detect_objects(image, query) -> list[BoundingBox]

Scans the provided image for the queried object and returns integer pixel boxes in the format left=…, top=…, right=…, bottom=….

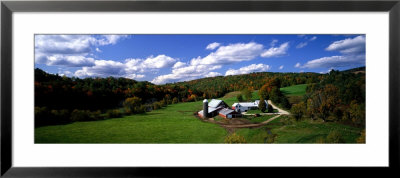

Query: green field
left=35, top=88, right=362, bottom=143
left=35, top=101, right=227, bottom=143
left=280, top=84, right=308, bottom=96
left=280, top=84, right=308, bottom=105
left=236, top=115, right=362, bottom=143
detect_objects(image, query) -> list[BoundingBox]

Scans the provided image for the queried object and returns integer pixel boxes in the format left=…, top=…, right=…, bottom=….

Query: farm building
left=198, top=106, right=223, bottom=118
left=198, top=99, right=228, bottom=118
left=218, top=108, right=241, bottom=119
left=198, top=99, right=241, bottom=119
left=232, top=100, right=268, bottom=113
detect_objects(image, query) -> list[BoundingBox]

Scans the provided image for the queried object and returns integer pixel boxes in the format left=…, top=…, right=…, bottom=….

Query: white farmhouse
left=232, top=100, right=268, bottom=113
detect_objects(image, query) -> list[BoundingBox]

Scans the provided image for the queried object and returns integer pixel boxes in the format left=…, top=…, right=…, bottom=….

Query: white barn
left=232, top=100, right=268, bottom=113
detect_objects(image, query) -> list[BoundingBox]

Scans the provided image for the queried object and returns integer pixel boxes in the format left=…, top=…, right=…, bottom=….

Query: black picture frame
left=1, top=0, right=399, bottom=177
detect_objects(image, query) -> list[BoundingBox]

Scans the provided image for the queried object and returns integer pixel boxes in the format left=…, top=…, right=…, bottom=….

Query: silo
left=203, top=99, right=208, bottom=118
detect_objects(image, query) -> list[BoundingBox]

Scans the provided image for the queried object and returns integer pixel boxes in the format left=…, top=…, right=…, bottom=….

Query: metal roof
left=219, top=108, right=234, bottom=115
left=237, top=102, right=257, bottom=107
left=199, top=106, right=222, bottom=114
left=208, top=106, right=222, bottom=113
left=208, top=99, right=223, bottom=108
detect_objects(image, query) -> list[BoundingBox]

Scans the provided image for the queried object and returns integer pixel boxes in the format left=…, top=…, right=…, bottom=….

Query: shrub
left=326, top=130, right=344, bottom=143
left=172, top=97, right=179, bottom=104
left=237, top=94, right=244, bottom=102
left=152, top=102, right=162, bottom=110
left=35, top=107, right=51, bottom=127
left=267, top=104, right=274, bottom=113
left=160, top=99, right=167, bottom=107
left=225, top=133, right=246, bottom=144
left=357, top=129, right=366, bottom=143
left=89, top=110, right=103, bottom=120
left=316, top=137, right=326, bottom=143
left=291, top=102, right=305, bottom=121
left=264, top=134, right=277, bottom=143
left=123, top=96, right=143, bottom=114
left=106, top=109, right=122, bottom=119
left=51, top=109, right=71, bottom=123
left=71, top=109, right=89, bottom=122
left=280, top=97, right=291, bottom=109
left=258, top=98, right=267, bottom=113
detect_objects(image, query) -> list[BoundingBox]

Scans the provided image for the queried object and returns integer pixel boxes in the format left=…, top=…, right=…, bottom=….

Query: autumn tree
left=259, top=84, right=270, bottom=100
left=172, top=97, right=179, bottom=104
left=237, top=94, right=244, bottom=102
left=267, top=104, right=274, bottom=113
left=357, top=129, right=366, bottom=143
left=349, top=100, right=365, bottom=127
left=291, top=102, right=306, bottom=121
left=123, top=96, right=143, bottom=114
left=258, top=97, right=266, bottom=113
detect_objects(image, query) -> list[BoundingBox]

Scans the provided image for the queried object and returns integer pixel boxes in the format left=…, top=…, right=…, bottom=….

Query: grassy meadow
left=237, top=115, right=362, bottom=143
left=35, top=84, right=363, bottom=143
left=280, top=84, right=308, bottom=105
left=35, top=100, right=227, bottom=143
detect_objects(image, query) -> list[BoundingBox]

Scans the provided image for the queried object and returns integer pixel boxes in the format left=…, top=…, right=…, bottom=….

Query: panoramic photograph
left=34, top=34, right=366, bottom=143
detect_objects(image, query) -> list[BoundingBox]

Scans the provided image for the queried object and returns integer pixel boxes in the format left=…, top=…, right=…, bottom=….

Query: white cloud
left=296, top=42, right=308, bottom=49
left=95, top=48, right=102, bottom=52
left=35, top=35, right=94, bottom=55
left=151, top=64, right=222, bottom=84
left=225, top=64, right=271, bottom=76
left=141, top=55, right=177, bottom=69
left=191, top=42, right=264, bottom=66
left=125, top=74, right=145, bottom=79
left=260, top=42, right=289, bottom=58
left=270, top=39, right=278, bottom=47
left=279, top=65, right=284, bottom=70
left=38, top=55, right=96, bottom=67
left=297, top=55, right=365, bottom=69
left=320, top=68, right=335, bottom=74
left=295, top=62, right=301, bottom=68
left=296, top=36, right=317, bottom=49
left=75, top=60, right=126, bottom=78
left=205, top=72, right=222, bottom=77
left=206, top=42, right=221, bottom=50
left=297, top=35, right=366, bottom=70
left=125, top=58, right=145, bottom=73
left=35, top=35, right=129, bottom=67
left=59, top=70, right=73, bottom=77
left=151, top=42, right=265, bottom=84
left=96, top=35, right=129, bottom=45
left=74, top=59, right=146, bottom=80
left=325, top=35, right=365, bottom=54
left=74, top=54, right=177, bottom=80
left=172, top=61, right=187, bottom=69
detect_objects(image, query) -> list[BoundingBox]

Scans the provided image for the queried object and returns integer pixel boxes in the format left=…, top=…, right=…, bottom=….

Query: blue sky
left=35, top=34, right=366, bottom=84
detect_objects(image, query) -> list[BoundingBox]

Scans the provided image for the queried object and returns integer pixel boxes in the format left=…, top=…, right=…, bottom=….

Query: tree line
left=290, top=69, right=366, bottom=128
